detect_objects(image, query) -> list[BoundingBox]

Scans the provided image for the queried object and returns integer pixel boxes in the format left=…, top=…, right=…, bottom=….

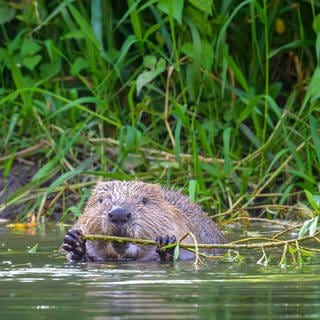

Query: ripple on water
left=1, top=226, right=320, bottom=319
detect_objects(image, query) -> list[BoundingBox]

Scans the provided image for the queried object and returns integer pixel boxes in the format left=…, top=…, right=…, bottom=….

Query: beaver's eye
left=141, top=197, right=148, bottom=205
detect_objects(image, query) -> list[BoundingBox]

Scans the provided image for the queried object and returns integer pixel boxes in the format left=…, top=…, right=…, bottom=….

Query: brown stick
left=0, top=140, right=49, bottom=162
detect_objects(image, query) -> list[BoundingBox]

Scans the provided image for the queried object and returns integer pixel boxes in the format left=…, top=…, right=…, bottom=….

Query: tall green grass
left=0, top=0, right=319, bottom=221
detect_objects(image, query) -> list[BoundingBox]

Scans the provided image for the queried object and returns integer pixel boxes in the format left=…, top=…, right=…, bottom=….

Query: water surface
left=1, top=225, right=320, bottom=320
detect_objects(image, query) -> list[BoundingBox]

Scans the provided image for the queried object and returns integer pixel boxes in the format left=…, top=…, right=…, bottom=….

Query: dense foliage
left=0, top=0, right=319, bottom=221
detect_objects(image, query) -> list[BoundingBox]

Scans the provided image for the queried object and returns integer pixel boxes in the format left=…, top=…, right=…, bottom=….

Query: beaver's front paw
left=155, top=235, right=177, bottom=262
left=62, top=229, right=86, bottom=262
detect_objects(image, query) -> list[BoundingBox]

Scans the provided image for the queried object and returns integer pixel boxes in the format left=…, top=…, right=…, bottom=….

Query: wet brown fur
left=71, top=180, right=226, bottom=261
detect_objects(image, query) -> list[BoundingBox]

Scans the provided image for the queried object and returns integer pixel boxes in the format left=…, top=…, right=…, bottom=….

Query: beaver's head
left=84, top=180, right=184, bottom=255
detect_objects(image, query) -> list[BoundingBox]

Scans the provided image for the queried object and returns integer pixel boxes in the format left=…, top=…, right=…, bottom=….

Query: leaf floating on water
left=6, top=213, right=37, bottom=230
left=27, top=243, right=39, bottom=254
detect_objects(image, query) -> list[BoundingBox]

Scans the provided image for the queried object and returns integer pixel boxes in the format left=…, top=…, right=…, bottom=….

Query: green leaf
left=181, top=42, right=193, bottom=57
left=185, top=6, right=212, bottom=36
left=27, top=243, right=39, bottom=254
left=71, top=57, right=90, bottom=75
left=302, top=68, right=320, bottom=113
left=313, top=14, right=320, bottom=33
left=143, top=55, right=157, bottom=69
left=91, top=0, right=103, bottom=47
left=236, top=99, right=255, bottom=123
left=239, top=123, right=260, bottom=148
left=40, top=62, right=60, bottom=80
left=136, top=57, right=166, bottom=95
left=309, top=216, right=319, bottom=236
left=127, top=0, right=142, bottom=40
left=181, top=40, right=214, bottom=70
left=157, top=0, right=184, bottom=24
left=268, top=40, right=306, bottom=59
left=4, top=154, right=14, bottom=178
left=299, top=248, right=314, bottom=257
left=224, top=250, right=244, bottom=264
left=47, top=158, right=93, bottom=193
left=201, top=40, right=214, bottom=70
left=173, top=103, right=183, bottom=161
left=67, top=2, right=101, bottom=49
left=67, top=206, right=82, bottom=217
left=223, top=48, right=248, bottom=91
left=23, top=55, right=42, bottom=71
left=0, top=1, right=15, bottom=24
left=201, top=162, right=221, bottom=178
left=223, top=127, right=232, bottom=173
left=298, top=216, right=319, bottom=238
left=32, top=160, right=59, bottom=182
left=21, top=39, right=41, bottom=56
left=188, top=0, right=212, bottom=15
left=63, top=30, right=86, bottom=40
left=188, top=179, right=197, bottom=202
left=264, top=95, right=282, bottom=118
left=113, top=34, right=137, bottom=70
left=4, top=113, right=19, bottom=147
left=121, top=125, right=142, bottom=151
left=316, top=36, right=320, bottom=74
left=288, top=246, right=297, bottom=254
left=305, top=190, right=320, bottom=212
left=310, top=115, right=320, bottom=164
left=173, top=244, right=180, bottom=263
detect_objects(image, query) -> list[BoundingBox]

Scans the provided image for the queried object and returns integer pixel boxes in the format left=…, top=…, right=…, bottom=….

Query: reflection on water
left=0, top=226, right=320, bottom=320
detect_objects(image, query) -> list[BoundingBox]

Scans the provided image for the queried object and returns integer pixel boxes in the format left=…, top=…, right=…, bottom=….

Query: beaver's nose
left=108, top=207, right=132, bottom=223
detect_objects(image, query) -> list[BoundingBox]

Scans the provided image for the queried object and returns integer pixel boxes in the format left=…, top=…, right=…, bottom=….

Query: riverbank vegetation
left=0, top=0, right=319, bottom=235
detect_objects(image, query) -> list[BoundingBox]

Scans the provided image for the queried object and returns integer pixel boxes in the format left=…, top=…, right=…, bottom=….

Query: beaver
left=61, top=180, right=226, bottom=262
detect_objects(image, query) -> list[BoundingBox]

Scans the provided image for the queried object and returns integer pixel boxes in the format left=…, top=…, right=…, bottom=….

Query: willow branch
left=81, top=231, right=320, bottom=251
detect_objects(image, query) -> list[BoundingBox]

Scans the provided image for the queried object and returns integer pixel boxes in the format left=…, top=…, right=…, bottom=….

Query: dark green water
left=1, top=225, right=320, bottom=320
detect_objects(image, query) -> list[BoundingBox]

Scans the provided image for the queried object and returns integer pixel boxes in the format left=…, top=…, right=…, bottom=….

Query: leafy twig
left=81, top=231, right=320, bottom=251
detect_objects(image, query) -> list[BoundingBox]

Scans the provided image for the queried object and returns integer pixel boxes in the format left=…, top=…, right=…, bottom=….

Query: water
left=1, top=225, right=320, bottom=320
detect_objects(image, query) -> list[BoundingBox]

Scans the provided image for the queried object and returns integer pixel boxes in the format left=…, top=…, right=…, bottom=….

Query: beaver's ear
left=139, top=182, right=162, bottom=199
left=148, top=183, right=164, bottom=198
